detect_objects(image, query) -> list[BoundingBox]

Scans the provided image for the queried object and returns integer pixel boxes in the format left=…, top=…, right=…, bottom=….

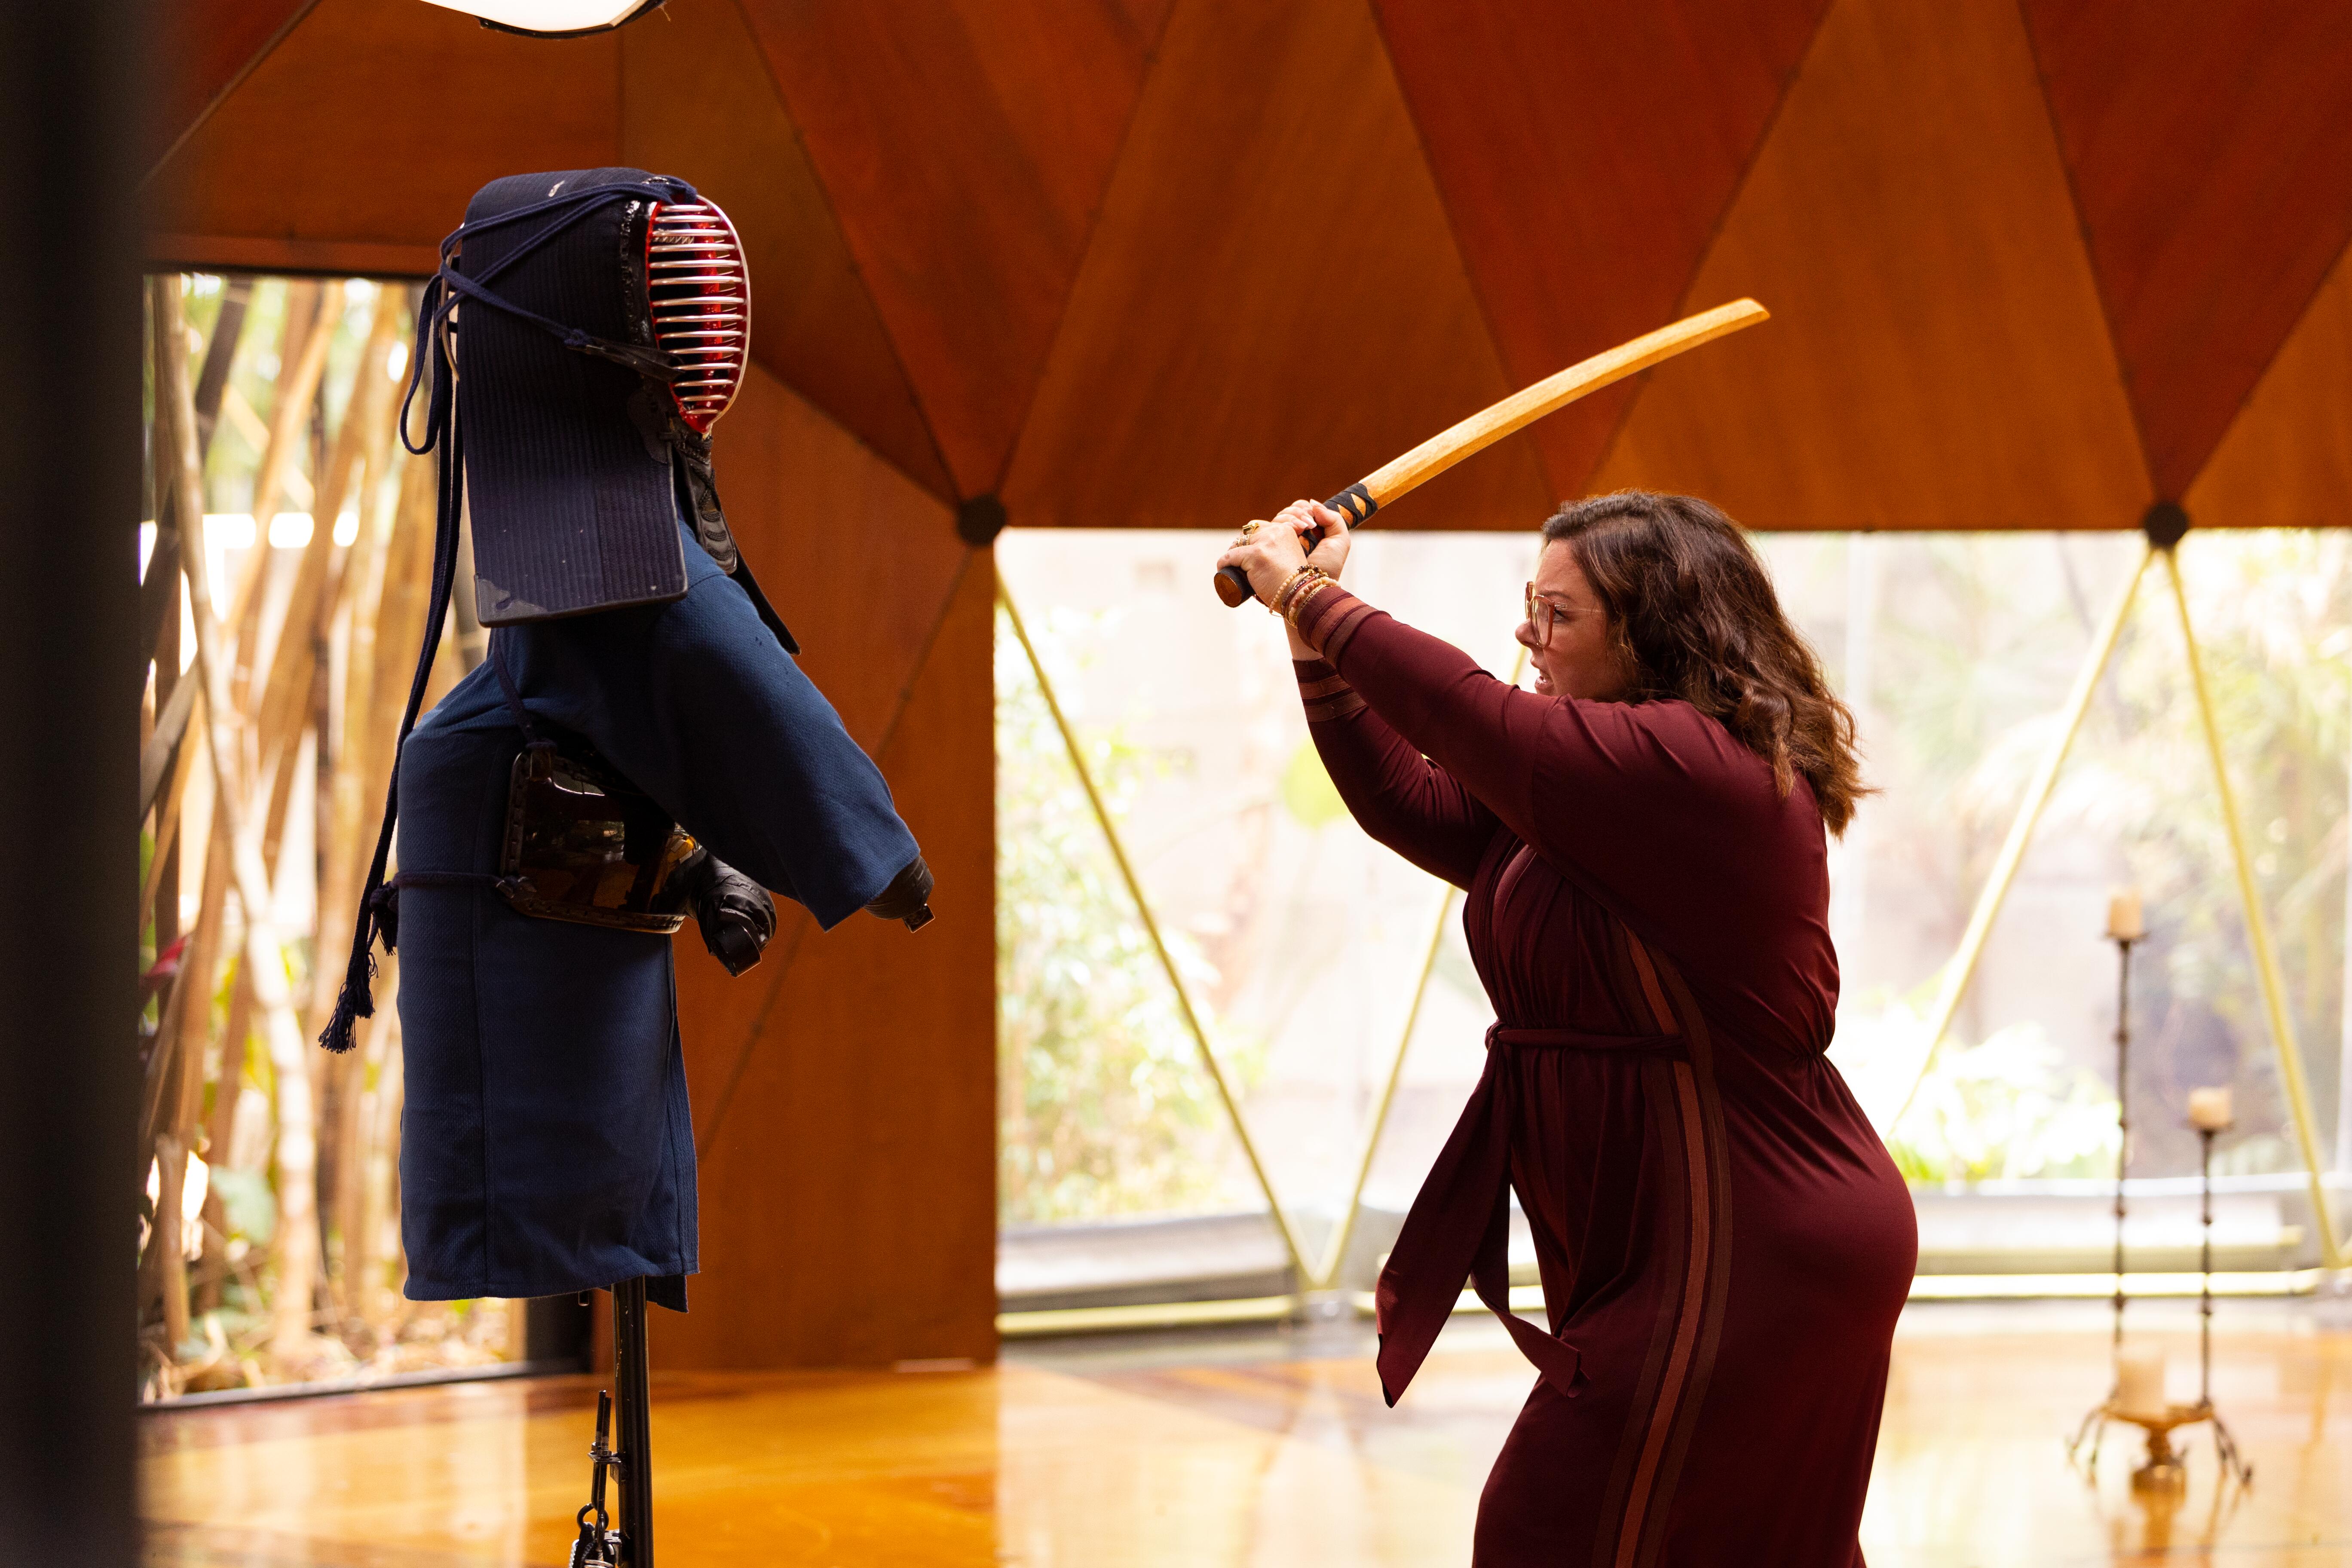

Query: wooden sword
left=1214, top=297, right=1770, bottom=607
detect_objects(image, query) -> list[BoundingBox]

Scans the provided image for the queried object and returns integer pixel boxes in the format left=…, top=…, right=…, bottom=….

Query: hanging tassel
left=316, top=932, right=377, bottom=1054
left=318, top=874, right=402, bottom=1054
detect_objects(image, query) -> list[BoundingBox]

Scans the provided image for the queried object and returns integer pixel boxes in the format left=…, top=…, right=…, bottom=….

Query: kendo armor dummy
left=321, top=166, right=932, bottom=1062
left=319, top=168, right=935, bottom=1568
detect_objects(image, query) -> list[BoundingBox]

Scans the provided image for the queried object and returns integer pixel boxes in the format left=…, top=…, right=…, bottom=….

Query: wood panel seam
left=987, top=0, right=1187, bottom=500
left=724, top=0, right=963, bottom=505
left=1361, top=0, right=1573, bottom=505
left=141, top=0, right=326, bottom=190
left=692, top=545, right=979, bottom=1159
left=1585, top=0, right=1837, bottom=495
left=2183, top=234, right=2352, bottom=505
left=2011, top=0, right=2159, bottom=501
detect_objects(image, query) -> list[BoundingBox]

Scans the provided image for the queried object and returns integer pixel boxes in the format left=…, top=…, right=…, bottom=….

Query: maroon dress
left=1289, top=587, right=1916, bottom=1568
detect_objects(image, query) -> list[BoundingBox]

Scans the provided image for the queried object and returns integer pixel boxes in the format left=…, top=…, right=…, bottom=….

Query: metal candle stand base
left=2071, top=1398, right=2252, bottom=1495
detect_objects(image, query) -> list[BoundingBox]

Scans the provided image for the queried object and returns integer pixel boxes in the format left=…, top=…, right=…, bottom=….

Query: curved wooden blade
left=1214, top=298, right=1770, bottom=606
left=1363, top=298, right=1769, bottom=511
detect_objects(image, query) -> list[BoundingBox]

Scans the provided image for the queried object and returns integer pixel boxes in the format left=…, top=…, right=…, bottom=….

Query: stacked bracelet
left=1268, top=566, right=1323, bottom=617
left=1285, top=575, right=1335, bottom=627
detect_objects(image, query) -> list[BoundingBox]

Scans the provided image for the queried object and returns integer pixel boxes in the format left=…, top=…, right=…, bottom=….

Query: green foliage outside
left=1841, top=531, right=2351, bottom=1182
left=995, top=606, right=1248, bottom=1225
left=991, top=533, right=2352, bottom=1213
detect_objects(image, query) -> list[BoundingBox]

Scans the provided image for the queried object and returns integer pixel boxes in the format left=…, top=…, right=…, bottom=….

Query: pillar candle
left=2115, top=1343, right=2167, bottom=1419
left=2188, top=1085, right=2233, bottom=1132
left=2106, top=888, right=2146, bottom=942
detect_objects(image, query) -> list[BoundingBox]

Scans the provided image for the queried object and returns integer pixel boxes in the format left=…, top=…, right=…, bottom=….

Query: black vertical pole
left=2200, top=1126, right=2215, bottom=1409
left=0, top=3, right=142, bottom=1564
left=2113, top=937, right=2133, bottom=1356
left=613, top=1278, right=655, bottom=1567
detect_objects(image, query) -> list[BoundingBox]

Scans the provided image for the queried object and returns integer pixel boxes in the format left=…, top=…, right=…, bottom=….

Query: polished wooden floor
left=142, top=1301, right=2352, bottom=1566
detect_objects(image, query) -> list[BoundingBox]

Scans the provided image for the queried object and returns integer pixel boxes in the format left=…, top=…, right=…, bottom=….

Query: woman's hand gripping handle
left=1215, top=499, right=1354, bottom=611
left=1215, top=489, right=1364, bottom=606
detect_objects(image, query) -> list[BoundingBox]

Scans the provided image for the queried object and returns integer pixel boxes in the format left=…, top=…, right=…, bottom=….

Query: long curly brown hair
left=1542, top=490, right=1868, bottom=835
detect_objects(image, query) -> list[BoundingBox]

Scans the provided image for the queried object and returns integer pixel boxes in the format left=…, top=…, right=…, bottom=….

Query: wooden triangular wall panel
left=711, top=361, right=965, bottom=753
left=741, top=0, right=1174, bottom=497
left=1596, top=0, right=2149, bottom=530
left=2023, top=0, right=2352, bottom=500
left=2187, top=246, right=2352, bottom=529
left=151, top=0, right=318, bottom=175
left=621, top=3, right=953, bottom=498
left=1004, top=0, right=1552, bottom=533
left=1375, top=0, right=1828, bottom=496
left=147, top=0, right=619, bottom=275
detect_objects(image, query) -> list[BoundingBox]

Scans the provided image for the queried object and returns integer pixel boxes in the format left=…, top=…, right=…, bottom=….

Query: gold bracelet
left=1285, top=576, right=1336, bottom=628
left=1268, top=566, right=1322, bottom=617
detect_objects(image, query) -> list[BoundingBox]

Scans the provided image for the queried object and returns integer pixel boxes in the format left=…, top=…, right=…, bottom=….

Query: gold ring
left=1239, top=520, right=1261, bottom=537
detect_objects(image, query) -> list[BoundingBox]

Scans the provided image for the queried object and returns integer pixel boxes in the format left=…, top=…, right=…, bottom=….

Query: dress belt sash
left=1372, top=1022, right=1685, bottom=1408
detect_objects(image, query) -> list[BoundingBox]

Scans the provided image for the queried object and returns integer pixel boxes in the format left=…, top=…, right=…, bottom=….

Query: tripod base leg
left=613, top=1279, right=654, bottom=1568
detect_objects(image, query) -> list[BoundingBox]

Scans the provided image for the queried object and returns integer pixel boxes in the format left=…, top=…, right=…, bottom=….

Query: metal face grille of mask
left=498, top=744, right=698, bottom=934
left=646, top=198, right=748, bottom=432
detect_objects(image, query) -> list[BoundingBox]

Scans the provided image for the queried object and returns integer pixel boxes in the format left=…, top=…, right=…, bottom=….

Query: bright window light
left=203, top=513, right=257, bottom=551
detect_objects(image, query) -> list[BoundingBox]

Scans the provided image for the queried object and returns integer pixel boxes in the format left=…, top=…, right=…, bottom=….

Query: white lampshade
left=419, top=0, right=662, bottom=37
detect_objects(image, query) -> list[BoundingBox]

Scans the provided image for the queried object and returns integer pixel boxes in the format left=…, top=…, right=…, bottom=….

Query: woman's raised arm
left=1294, top=656, right=1496, bottom=889
left=1289, top=586, right=1804, bottom=959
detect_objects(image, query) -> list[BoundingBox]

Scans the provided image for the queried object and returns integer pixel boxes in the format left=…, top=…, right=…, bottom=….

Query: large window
left=139, top=273, right=517, bottom=1399
left=995, top=527, right=2351, bottom=1309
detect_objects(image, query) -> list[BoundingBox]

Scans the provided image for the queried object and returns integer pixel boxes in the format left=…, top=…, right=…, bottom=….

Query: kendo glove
left=865, top=854, right=935, bottom=932
left=664, top=847, right=777, bottom=977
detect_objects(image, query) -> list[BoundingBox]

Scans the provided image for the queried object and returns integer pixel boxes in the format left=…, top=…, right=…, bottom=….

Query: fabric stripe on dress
left=1598, top=928, right=1736, bottom=1568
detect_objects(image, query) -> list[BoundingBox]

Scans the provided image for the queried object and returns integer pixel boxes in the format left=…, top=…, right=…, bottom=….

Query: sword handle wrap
left=1213, top=483, right=1378, bottom=608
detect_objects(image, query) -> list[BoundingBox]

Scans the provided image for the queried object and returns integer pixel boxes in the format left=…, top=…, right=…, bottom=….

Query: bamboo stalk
left=243, top=294, right=401, bottom=920
left=141, top=279, right=252, bottom=793
left=148, top=1133, right=191, bottom=1355
left=155, top=276, right=325, bottom=1366
left=251, top=291, right=398, bottom=789
left=192, top=1002, right=246, bottom=1315
left=140, top=676, right=197, bottom=823
left=139, top=295, right=235, bottom=1352
left=138, top=962, right=191, bottom=1170
left=321, top=381, right=413, bottom=1320
left=314, top=454, right=409, bottom=1024
left=154, top=590, right=184, bottom=965
left=139, top=686, right=202, bottom=924
left=227, top=281, right=341, bottom=704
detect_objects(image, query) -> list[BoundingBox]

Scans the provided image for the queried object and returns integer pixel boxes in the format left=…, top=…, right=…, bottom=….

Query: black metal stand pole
left=2114, top=937, right=2135, bottom=1355
left=2200, top=1126, right=2215, bottom=1409
left=613, top=1279, right=655, bottom=1568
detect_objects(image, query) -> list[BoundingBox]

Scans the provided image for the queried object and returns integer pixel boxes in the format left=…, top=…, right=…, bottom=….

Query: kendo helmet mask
left=437, top=167, right=787, bottom=636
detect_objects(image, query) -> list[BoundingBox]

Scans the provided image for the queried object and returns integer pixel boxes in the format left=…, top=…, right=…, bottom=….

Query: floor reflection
left=141, top=1300, right=2351, bottom=1566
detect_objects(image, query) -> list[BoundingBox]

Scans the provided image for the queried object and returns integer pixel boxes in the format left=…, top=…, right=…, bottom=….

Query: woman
left=1218, top=490, right=1915, bottom=1568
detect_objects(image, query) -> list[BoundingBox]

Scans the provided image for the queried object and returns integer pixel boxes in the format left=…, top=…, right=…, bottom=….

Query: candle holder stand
left=2067, top=1076, right=2255, bottom=1494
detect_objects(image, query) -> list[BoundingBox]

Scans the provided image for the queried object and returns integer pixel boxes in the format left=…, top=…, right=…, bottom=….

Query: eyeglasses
left=1522, top=582, right=1595, bottom=645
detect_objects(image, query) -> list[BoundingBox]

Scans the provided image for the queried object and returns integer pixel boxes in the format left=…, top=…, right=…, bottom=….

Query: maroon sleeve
left=1295, top=657, right=1497, bottom=890
left=1293, top=587, right=1833, bottom=1016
